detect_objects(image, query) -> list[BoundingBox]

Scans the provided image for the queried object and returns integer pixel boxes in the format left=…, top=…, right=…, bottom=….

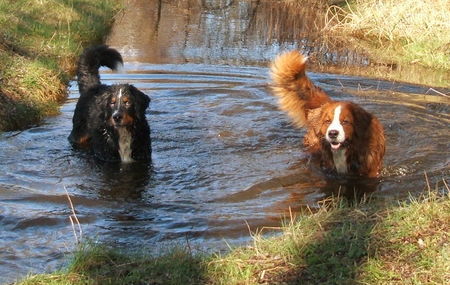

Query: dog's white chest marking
left=117, top=127, right=133, bottom=162
left=332, top=148, right=348, bottom=174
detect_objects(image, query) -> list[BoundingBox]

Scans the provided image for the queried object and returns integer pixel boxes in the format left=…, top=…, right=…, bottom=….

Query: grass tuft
left=325, top=0, right=450, bottom=70
left=0, top=0, right=121, bottom=131
left=68, top=242, right=206, bottom=285
left=359, top=191, right=450, bottom=284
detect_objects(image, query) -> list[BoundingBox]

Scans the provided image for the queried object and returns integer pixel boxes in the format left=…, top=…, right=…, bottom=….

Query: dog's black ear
left=129, top=85, right=150, bottom=120
left=92, top=87, right=110, bottom=123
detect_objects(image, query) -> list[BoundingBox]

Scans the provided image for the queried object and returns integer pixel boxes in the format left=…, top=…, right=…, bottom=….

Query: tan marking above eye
left=123, top=97, right=129, bottom=104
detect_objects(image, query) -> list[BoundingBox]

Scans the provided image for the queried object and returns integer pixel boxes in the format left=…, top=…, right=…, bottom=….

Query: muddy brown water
left=1, top=0, right=449, bottom=282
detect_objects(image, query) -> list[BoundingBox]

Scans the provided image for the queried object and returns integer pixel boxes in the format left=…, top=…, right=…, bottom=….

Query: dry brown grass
left=325, top=0, right=450, bottom=69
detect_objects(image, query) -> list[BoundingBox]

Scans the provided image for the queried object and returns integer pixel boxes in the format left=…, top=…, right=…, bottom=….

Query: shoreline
left=18, top=192, right=450, bottom=284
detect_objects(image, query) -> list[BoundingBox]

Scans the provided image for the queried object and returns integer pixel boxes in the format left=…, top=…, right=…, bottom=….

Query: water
left=1, top=0, right=449, bottom=283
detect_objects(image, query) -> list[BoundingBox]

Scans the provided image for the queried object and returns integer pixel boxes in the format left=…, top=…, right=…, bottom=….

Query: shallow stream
left=0, top=0, right=449, bottom=282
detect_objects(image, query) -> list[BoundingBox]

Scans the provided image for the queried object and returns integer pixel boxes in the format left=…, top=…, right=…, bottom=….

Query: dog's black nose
left=328, top=130, right=339, bottom=138
left=113, top=113, right=122, bottom=122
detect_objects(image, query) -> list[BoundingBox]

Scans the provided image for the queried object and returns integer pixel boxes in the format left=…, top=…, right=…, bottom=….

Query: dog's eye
left=122, top=98, right=131, bottom=106
left=325, top=119, right=332, bottom=124
left=342, top=120, right=350, bottom=125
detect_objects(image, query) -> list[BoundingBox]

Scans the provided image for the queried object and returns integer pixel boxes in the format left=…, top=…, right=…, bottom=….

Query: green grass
left=0, top=0, right=121, bottom=131
left=359, top=194, right=450, bottom=284
left=325, top=0, right=450, bottom=71
left=17, top=190, right=450, bottom=284
left=206, top=199, right=375, bottom=284
left=20, top=243, right=207, bottom=285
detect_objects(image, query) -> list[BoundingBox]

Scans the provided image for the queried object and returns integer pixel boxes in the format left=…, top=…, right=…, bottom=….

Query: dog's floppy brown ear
left=129, top=85, right=150, bottom=120
left=350, top=102, right=372, bottom=140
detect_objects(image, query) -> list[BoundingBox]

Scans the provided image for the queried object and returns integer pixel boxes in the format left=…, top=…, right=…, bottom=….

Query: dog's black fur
left=68, top=45, right=151, bottom=162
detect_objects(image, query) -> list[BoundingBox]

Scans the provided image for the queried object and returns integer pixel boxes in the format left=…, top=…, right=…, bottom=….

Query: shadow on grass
left=252, top=169, right=380, bottom=283
left=297, top=212, right=374, bottom=284
left=260, top=197, right=375, bottom=285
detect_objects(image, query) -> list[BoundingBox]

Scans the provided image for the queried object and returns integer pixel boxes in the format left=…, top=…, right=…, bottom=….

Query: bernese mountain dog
left=68, top=45, right=151, bottom=162
left=270, top=51, right=385, bottom=177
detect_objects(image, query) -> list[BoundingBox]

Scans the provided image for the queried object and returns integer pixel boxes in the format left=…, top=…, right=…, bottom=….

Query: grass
left=17, top=188, right=450, bottom=284
left=20, top=243, right=207, bottom=285
left=0, top=0, right=121, bottom=131
left=324, top=0, right=450, bottom=70
left=359, top=194, right=450, bottom=284
left=206, top=198, right=374, bottom=284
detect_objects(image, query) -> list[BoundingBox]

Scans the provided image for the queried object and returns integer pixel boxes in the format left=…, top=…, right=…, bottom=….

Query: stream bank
left=0, top=0, right=120, bottom=131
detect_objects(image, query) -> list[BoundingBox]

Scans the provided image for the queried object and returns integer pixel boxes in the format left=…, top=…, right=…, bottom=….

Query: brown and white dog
left=270, top=51, right=385, bottom=177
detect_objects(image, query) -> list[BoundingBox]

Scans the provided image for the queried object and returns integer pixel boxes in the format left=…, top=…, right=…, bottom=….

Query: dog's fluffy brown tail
left=270, top=51, right=330, bottom=128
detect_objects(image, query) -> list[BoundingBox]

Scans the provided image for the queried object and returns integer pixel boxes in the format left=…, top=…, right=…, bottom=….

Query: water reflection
left=108, top=0, right=365, bottom=65
left=95, top=161, right=153, bottom=199
left=107, top=0, right=449, bottom=86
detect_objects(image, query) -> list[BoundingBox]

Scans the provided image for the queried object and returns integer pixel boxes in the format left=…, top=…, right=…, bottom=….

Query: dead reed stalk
left=64, top=186, right=82, bottom=243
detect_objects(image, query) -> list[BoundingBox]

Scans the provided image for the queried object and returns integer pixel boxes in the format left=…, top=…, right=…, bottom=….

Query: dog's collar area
left=117, top=127, right=134, bottom=162
left=332, top=147, right=348, bottom=174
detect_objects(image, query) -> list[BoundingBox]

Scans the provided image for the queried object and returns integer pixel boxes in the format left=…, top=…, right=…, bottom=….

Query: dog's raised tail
left=77, top=45, right=123, bottom=95
left=270, top=50, right=330, bottom=128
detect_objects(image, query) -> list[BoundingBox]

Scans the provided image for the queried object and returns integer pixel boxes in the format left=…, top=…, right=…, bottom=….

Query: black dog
left=68, top=45, right=151, bottom=162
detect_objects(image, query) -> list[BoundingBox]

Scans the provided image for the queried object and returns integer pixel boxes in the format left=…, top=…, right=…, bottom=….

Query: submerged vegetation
left=19, top=190, right=450, bottom=284
left=0, top=0, right=120, bottom=131
left=325, top=0, right=450, bottom=70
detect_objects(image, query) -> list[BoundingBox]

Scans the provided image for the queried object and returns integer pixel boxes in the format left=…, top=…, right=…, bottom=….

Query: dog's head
left=318, top=102, right=371, bottom=152
left=103, top=84, right=150, bottom=128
